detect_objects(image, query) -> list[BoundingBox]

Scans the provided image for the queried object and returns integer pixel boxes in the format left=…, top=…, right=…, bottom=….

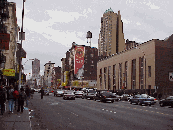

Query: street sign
left=169, top=72, right=173, bottom=81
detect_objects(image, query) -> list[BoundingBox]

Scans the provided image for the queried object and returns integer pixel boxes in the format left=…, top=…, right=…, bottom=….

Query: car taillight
left=154, top=99, right=156, bottom=100
left=104, top=96, right=106, bottom=98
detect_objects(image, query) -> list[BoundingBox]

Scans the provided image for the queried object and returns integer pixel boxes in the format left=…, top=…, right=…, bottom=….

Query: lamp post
left=18, top=0, right=26, bottom=91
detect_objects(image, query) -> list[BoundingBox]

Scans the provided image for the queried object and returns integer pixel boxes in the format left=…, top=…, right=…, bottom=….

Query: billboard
left=3, top=69, right=15, bottom=76
left=74, top=46, right=85, bottom=79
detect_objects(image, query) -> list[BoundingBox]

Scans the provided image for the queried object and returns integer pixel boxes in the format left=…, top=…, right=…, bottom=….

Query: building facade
left=43, top=61, right=55, bottom=88
left=98, top=8, right=125, bottom=57
left=97, top=35, right=173, bottom=97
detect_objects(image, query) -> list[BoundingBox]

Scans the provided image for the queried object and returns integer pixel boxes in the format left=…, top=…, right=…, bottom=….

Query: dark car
left=100, top=91, right=118, bottom=103
left=83, top=90, right=96, bottom=100
left=159, top=96, right=173, bottom=107
left=130, top=95, right=156, bottom=106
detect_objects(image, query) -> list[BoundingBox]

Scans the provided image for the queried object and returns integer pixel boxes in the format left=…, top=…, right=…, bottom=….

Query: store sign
left=0, top=33, right=10, bottom=50
left=3, top=69, right=15, bottom=76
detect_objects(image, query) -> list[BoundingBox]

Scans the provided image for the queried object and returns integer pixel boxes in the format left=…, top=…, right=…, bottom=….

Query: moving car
left=159, top=96, right=173, bottom=107
left=54, top=89, right=64, bottom=97
left=75, top=91, right=83, bottom=98
left=130, top=95, right=156, bottom=106
left=100, top=91, right=118, bottom=103
left=63, top=90, right=75, bottom=100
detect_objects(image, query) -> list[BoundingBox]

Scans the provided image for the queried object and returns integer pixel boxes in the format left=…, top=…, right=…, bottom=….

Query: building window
left=148, top=66, right=151, bottom=77
left=139, top=57, right=144, bottom=89
left=118, top=63, right=122, bottom=90
left=104, top=67, right=107, bottom=89
left=131, top=59, right=136, bottom=90
left=100, top=69, right=102, bottom=87
left=108, top=66, right=111, bottom=90
left=113, top=64, right=116, bottom=88
left=125, top=61, right=128, bottom=89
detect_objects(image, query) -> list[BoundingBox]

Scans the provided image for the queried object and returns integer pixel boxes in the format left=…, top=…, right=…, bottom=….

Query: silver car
left=63, top=90, right=75, bottom=100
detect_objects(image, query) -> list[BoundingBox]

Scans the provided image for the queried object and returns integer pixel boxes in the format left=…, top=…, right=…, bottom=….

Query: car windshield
left=88, top=90, right=96, bottom=93
left=75, top=91, right=83, bottom=93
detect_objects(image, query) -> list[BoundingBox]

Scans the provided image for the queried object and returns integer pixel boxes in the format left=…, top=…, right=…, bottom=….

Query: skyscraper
left=98, top=8, right=125, bottom=57
left=32, top=58, right=40, bottom=79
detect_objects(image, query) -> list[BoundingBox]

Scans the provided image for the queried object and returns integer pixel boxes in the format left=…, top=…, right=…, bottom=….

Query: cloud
left=144, top=1, right=160, bottom=9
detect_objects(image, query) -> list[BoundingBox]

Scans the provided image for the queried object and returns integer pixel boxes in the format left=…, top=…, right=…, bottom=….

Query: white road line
left=106, top=110, right=108, bottom=111
left=114, top=112, right=116, bottom=113
left=110, top=111, right=112, bottom=112
left=102, top=109, right=104, bottom=110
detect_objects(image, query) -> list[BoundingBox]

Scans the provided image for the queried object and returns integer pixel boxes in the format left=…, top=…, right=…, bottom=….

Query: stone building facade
left=97, top=35, right=173, bottom=97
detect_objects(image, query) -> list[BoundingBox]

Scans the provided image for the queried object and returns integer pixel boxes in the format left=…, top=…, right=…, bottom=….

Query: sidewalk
left=0, top=102, right=31, bottom=130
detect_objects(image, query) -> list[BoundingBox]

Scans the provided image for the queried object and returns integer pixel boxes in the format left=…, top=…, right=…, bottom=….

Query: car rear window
left=88, top=90, right=96, bottom=93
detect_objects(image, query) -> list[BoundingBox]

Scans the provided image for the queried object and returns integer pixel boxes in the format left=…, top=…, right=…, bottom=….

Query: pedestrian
left=13, top=85, right=19, bottom=110
left=158, top=93, right=162, bottom=100
left=17, top=87, right=26, bottom=113
left=25, top=85, right=31, bottom=107
left=8, top=85, right=14, bottom=114
left=40, top=87, right=44, bottom=99
left=0, top=85, right=6, bottom=115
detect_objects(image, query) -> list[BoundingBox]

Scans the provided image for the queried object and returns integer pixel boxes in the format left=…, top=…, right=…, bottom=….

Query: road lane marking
left=140, top=109, right=142, bottom=110
left=151, top=111, right=154, bottom=112
left=114, top=112, right=116, bottom=113
left=102, top=109, right=104, bottom=110
left=110, top=111, right=112, bottom=112
left=145, top=110, right=148, bottom=111
left=106, top=110, right=108, bottom=111
left=156, top=112, right=159, bottom=113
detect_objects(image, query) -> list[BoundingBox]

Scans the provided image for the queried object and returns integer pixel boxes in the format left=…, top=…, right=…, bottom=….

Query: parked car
left=75, top=91, right=83, bottom=98
left=44, top=89, right=49, bottom=95
left=119, top=94, right=130, bottom=101
left=99, top=91, right=118, bottom=103
left=159, top=96, right=173, bottom=107
left=63, top=90, right=75, bottom=100
left=54, top=89, right=64, bottom=97
left=82, top=90, right=96, bottom=100
left=130, top=95, right=156, bottom=106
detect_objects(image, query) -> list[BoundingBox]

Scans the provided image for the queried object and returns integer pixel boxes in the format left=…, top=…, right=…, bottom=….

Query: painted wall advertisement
left=74, top=46, right=85, bottom=79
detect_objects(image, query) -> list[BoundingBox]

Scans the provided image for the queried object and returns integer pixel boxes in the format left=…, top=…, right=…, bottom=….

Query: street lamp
left=18, top=0, right=26, bottom=91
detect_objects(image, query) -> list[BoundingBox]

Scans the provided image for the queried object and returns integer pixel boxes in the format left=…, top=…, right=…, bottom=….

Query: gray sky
left=8, top=0, right=173, bottom=79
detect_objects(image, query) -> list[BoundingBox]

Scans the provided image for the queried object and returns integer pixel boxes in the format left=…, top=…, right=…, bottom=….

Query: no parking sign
left=169, top=72, right=173, bottom=81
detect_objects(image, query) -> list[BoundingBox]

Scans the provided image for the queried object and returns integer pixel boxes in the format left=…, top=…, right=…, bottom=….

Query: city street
left=28, top=93, right=173, bottom=130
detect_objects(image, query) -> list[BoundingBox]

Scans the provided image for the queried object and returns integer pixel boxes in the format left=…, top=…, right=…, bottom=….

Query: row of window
left=99, top=58, right=152, bottom=90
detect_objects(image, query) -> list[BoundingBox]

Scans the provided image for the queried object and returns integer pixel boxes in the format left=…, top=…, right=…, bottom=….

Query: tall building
left=43, top=61, right=55, bottom=88
left=98, top=8, right=125, bottom=57
left=32, top=58, right=40, bottom=78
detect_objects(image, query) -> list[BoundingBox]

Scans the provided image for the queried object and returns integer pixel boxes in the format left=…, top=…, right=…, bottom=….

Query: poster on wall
left=74, top=46, right=85, bottom=79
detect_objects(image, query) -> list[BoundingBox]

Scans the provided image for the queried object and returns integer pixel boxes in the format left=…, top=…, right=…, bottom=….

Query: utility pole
left=18, top=0, right=25, bottom=90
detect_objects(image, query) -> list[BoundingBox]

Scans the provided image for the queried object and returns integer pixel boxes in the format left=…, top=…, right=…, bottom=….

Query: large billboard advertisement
left=74, top=46, right=85, bottom=79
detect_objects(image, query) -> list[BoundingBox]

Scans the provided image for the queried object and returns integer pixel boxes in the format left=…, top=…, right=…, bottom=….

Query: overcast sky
left=8, top=0, right=173, bottom=79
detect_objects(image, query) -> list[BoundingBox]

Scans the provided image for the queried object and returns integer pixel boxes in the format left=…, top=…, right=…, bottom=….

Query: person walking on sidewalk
left=25, top=85, right=31, bottom=107
left=17, top=87, right=26, bottom=113
left=0, top=86, right=6, bottom=115
left=8, top=85, right=14, bottom=114
left=40, top=87, right=44, bottom=99
left=13, top=86, right=19, bottom=110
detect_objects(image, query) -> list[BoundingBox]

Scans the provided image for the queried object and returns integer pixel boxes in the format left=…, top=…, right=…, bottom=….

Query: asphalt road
left=28, top=92, right=173, bottom=130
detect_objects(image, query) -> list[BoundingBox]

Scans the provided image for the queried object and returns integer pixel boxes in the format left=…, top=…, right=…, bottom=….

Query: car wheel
left=138, top=101, right=141, bottom=105
left=130, top=101, right=132, bottom=104
left=149, top=104, right=151, bottom=106
left=160, top=102, right=164, bottom=107
left=111, top=100, right=114, bottom=103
